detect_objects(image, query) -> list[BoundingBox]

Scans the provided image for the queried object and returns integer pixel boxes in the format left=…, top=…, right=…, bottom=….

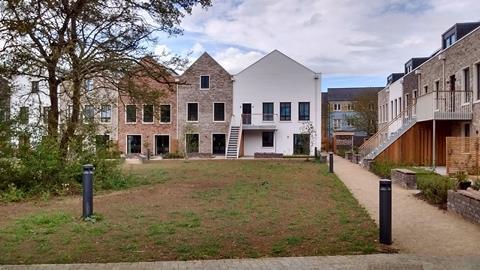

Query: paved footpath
left=333, top=156, right=480, bottom=255
left=1, top=255, right=480, bottom=270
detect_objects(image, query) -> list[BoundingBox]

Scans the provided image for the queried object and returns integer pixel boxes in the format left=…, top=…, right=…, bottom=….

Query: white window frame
left=186, top=102, right=199, bottom=122
left=126, top=134, right=142, bottom=154
left=125, top=104, right=137, bottom=124
left=333, top=119, right=341, bottom=129
left=142, top=104, right=154, bottom=124
left=159, top=104, right=171, bottom=124
left=200, top=75, right=210, bottom=90
left=100, top=104, right=112, bottom=124
left=333, top=103, right=341, bottom=111
left=213, top=102, right=226, bottom=122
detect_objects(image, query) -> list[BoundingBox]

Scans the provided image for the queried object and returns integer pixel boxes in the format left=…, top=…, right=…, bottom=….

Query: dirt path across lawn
left=333, top=156, right=480, bottom=255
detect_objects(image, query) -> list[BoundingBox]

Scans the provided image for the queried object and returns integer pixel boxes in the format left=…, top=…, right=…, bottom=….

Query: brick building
left=177, top=52, right=233, bottom=156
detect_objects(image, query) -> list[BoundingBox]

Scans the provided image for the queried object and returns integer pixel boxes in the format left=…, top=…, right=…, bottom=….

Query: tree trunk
left=47, top=70, right=59, bottom=138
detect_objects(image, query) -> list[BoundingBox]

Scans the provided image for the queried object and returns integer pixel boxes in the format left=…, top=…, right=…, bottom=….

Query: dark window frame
left=200, top=75, right=210, bottom=90
left=280, top=102, right=291, bottom=121
left=213, top=102, right=225, bottom=122
left=42, top=106, right=50, bottom=124
left=262, top=131, right=274, bottom=147
left=262, top=102, right=274, bottom=121
left=100, top=104, right=112, bottom=123
left=293, top=134, right=310, bottom=155
left=126, top=105, right=137, bottom=123
left=298, top=102, right=310, bottom=121
left=143, top=104, right=154, bottom=123
left=127, top=135, right=142, bottom=154
left=160, top=104, right=171, bottom=123
left=187, top=103, right=199, bottom=122
left=31, top=81, right=39, bottom=93
left=84, top=105, right=95, bottom=122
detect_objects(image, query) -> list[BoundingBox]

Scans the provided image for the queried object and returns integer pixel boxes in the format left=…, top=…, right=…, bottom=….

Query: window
left=399, top=97, right=402, bottom=113
left=84, top=105, right=94, bottom=122
left=187, top=103, right=198, bottom=121
left=280, top=102, right=291, bottom=121
left=85, top=79, right=94, bottom=92
left=464, top=68, right=471, bottom=103
left=126, top=105, right=136, bottom=123
left=299, top=102, right=310, bottom=121
left=186, top=134, right=199, bottom=153
left=333, top=119, right=341, bottom=129
left=444, top=33, right=456, bottom=48
left=42, top=106, right=50, bottom=124
left=333, top=103, right=341, bottom=111
left=127, top=135, right=141, bottom=154
left=390, top=101, right=393, bottom=119
left=19, top=106, right=29, bottom=124
left=160, top=105, right=171, bottom=123
left=100, top=104, right=111, bottom=123
left=213, top=103, right=225, bottom=121
left=200, top=75, right=210, bottom=89
left=143, top=104, right=154, bottom=123
left=294, top=134, right=310, bottom=155
left=347, top=103, right=354, bottom=111
left=262, top=131, right=274, bottom=147
left=476, top=63, right=480, bottom=100
left=346, top=118, right=354, bottom=127
left=394, top=99, right=397, bottom=117
left=262, top=102, right=274, bottom=121
left=31, top=81, right=39, bottom=93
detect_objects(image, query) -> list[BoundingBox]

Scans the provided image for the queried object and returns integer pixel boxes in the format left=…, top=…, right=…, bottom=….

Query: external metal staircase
left=226, top=115, right=242, bottom=159
left=360, top=103, right=417, bottom=161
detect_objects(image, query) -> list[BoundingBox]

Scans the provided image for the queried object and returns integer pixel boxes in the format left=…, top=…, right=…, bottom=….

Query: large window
left=160, top=105, right=171, bottom=123
left=126, top=105, right=136, bottom=123
left=84, top=105, right=94, bottom=122
left=143, top=104, right=154, bottom=123
left=31, top=81, right=39, bottom=93
left=299, top=102, right=310, bottom=121
left=280, top=102, right=291, bottom=121
left=262, top=131, right=274, bottom=147
left=294, top=134, right=310, bottom=155
left=100, top=105, right=111, bottom=123
left=200, top=75, right=210, bottom=89
left=127, top=135, right=141, bottom=154
left=187, top=103, right=198, bottom=122
left=213, top=103, right=225, bottom=121
left=464, top=68, right=471, bottom=103
left=476, top=63, right=480, bottom=100
left=263, top=102, right=274, bottom=121
left=186, top=134, right=199, bottom=153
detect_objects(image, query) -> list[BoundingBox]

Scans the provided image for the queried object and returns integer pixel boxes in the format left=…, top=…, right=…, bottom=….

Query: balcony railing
left=242, top=113, right=278, bottom=125
left=416, top=90, right=473, bottom=121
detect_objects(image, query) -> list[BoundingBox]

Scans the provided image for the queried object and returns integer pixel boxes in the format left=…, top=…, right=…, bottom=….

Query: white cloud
left=213, top=47, right=263, bottom=73
left=181, top=0, right=480, bottom=77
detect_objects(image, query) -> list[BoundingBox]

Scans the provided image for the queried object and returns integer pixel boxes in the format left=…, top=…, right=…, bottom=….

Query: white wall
left=233, top=50, right=321, bottom=155
left=387, top=79, right=404, bottom=135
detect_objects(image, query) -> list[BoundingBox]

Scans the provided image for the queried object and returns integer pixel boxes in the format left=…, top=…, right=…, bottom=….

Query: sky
left=155, top=0, right=480, bottom=91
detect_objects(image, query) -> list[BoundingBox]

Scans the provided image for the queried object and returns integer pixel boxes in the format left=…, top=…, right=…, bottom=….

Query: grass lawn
left=0, top=160, right=380, bottom=264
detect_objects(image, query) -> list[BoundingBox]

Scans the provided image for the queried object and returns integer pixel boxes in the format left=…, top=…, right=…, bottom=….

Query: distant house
left=326, top=87, right=383, bottom=153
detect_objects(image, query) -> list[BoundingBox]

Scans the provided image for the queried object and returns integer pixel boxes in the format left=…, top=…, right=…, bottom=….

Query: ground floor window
left=127, top=135, right=141, bottom=154
left=212, top=134, right=226, bottom=154
left=96, top=134, right=110, bottom=150
left=155, top=135, right=170, bottom=155
left=294, top=134, right=310, bottom=155
left=186, top=134, right=199, bottom=153
left=262, top=131, right=274, bottom=147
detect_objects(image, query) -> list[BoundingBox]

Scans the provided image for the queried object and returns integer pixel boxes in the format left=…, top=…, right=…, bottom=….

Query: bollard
left=314, top=147, right=318, bottom=160
left=82, top=164, right=94, bottom=218
left=328, top=152, right=334, bottom=173
left=379, top=179, right=392, bottom=245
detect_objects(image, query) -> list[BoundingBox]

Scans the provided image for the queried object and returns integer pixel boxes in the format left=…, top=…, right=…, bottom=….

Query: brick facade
left=117, top=65, right=177, bottom=156
left=177, top=53, right=233, bottom=155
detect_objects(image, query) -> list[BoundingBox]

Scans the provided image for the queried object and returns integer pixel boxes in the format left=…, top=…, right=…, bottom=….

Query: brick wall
left=391, top=169, right=417, bottom=189
left=177, top=53, right=233, bottom=155
left=448, top=190, right=480, bottom=224
left=446, top=137, right=480, bottom=175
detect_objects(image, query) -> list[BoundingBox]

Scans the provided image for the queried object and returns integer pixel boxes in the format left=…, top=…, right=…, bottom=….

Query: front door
left=212, top=134, right=226, bottom=155
left=242, top=103, right=252, bottom=125
left=155, top=135, right=170, bottom=155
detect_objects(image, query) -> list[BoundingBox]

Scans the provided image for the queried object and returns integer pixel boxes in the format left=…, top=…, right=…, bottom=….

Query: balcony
left=416, top=90, right=473, bottom=121
left=241, top=114, right=277, bottom=130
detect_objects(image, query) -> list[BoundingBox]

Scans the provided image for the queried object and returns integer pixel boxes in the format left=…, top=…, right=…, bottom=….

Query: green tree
left=345, top=92, right=378, bottom=136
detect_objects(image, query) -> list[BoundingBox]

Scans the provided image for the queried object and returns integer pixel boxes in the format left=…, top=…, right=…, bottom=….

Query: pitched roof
left=182, top=52, right=230, bottom=76
left=327, top=87, right=384, bottom=102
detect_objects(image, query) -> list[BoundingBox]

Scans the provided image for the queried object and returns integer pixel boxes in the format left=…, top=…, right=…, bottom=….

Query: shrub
left=370, top=160, right=398, bottom=179
left=416, top=173, right=455, bottom=205
left=0, top=183, right=25, bottom=202
left=163, top=152, right=185, bottom=159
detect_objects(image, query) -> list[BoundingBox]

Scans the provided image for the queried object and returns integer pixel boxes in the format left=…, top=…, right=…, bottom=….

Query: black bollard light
left=315, top=147, right=318, bottom=160
left=379, top=179, right=392, bottom=245
left=329, top=152, right=334, bottom=173
left=82, top=164, right=94, bottom=218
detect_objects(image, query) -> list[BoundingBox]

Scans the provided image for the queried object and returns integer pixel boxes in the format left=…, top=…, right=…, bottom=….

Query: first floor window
left=84, top=105, right=94, bottom=122
left=160, top=105, right=171, bottom=123
left=127, top=135, right=141, bottom=154
left=126, top=105, right=136, bottom=123
left=19, top=106, right=29, bottom=124
left=213, top=103, right=225, bottom=121
left=100, top=105, right=111, bottom=123
left=333, top=119, right=341, bottom=129
left=263, top=102, right=274, bottom=121
left=187, top=103, right=198, bottom=121
left=85, top=79, right=94, bottom=92
left=186, top=134, right=199, bottom=153
left=143, top=104, right=154, bottom=123
left=333, top=103, right=341, bottom=111
left=280, top=102, right=291, bottom=121
left=200, top=75, right=210, bottom=89
left=262, top=131, right=274, bottom=147
left=42, top=106, right=50, bottom=124
left=294, top=134, right=310, bottom=155
left=299, top=102, right=310, bottom=121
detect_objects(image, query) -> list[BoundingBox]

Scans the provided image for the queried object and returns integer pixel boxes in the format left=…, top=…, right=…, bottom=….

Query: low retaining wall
left=447, top=190, right=480, bottom=224
left=391, top=169, right=417, bottom=189
left=254, top=153, right=284, bottom=158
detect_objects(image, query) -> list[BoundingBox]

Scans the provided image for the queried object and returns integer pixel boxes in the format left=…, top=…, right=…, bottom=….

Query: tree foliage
left=345, top=92, right=378, bottom=136
left=0, top=0, right=211, bottom=154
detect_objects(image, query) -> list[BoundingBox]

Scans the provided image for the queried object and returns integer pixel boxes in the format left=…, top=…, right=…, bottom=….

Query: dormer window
left=444, top=33, right=456, bottom=48
left=200, top=75, right=210, bottom=90
left=31, top=81, right=39, bottom=93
